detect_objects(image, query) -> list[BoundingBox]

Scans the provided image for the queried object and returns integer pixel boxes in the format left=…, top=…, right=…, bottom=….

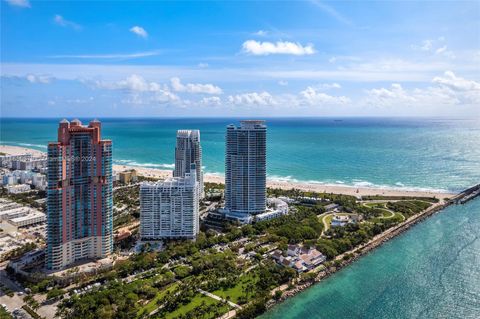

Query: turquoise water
left=260, top=197, right=480, bottom=319
left=1, top=118, right=479, bottom=192
left=1, top=117, right=479, bottom=318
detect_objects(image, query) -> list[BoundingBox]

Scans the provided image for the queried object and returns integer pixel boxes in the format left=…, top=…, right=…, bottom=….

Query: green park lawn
left=211, top=272, right=258, bottom=304
left=164, top=294, right=231, bottom=319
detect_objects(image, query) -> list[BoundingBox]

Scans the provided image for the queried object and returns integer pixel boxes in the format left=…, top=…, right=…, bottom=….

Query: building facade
left=173, top=130, right=203, bottom=198
left=224, top=120, right=267, bottom=223
left=46, top=119, right=113, bottom=270
left=140, top=169, right=199, bottom=239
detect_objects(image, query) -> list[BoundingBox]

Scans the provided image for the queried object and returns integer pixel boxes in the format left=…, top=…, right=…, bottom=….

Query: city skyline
left=0, top=2, right=479, bottom=318
left=1, top=0, right=479, bottom=118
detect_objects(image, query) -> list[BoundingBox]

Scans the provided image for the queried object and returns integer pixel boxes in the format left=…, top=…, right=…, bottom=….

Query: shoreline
left=0, top=145, right=456, bottom=199
left=264, top=194, right=465, bottom=312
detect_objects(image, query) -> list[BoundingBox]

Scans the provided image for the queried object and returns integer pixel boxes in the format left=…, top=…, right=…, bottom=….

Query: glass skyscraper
left=46, top=119, right=113, bottom=270
left=173, top=130, right=203, bottom=198
left=224, top=120, right=266, bottom=223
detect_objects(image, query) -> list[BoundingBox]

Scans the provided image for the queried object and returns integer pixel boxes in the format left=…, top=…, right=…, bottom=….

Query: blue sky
left=1, top=0, right=479, bottom=117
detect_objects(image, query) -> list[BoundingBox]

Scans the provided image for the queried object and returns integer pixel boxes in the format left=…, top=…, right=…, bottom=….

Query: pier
left=450, top=183, right=480, bottom=205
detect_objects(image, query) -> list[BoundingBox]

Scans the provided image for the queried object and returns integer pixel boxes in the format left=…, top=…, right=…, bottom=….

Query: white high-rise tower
left=174, top=130, right=203, bottom=198
left=224, top=120, right=267, bottom=223
left=140, top=166, right=199, bottom=239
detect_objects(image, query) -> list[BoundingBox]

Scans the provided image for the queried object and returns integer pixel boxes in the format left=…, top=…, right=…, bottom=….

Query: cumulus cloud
left=411, top=37, right=455, bottom=58
left=242, top=40, right=316, bottom=56
left=228, top=91, right=276, bottom=106
left=170, top=77, right=223, bottom=94
left=53, top=15, right=82, bottom=30
left=5, top=0, right=30, bottom=8
left=300, top=86, right=350, bottom=106
left=364, top=83, right=416, bottom=107
left=25, top=74, right=52, bottom=84
left=364, top=71, right=480, bottom=107
left=433, top=71, right=480, bottom=92
left=93, top=74, right=178, bottom=105
left=432, top=71, right=480, bottom=103
left=94, top=74, right=162, bottom=92
left=130, top=26, right=148, bottom=38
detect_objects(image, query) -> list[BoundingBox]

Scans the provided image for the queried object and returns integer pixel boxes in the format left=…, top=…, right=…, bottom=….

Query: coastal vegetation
left=0, top=187, right=46, bottom=211
left=113, top=185, right=140, bottom=228
left=19, top=186, right=437, bottom=319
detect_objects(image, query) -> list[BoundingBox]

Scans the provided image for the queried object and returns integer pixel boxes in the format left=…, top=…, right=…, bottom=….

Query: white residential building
left=140, top=169, right=199, bottom=240
left=6, top=184, right=31, bottom=194
left=254, top=198, right=289, bottom=222
left=10, top=211, right=46, bottom=227
left=0, top=203, right=46, bottom=228
left=224, top=120, right=267, bottom=223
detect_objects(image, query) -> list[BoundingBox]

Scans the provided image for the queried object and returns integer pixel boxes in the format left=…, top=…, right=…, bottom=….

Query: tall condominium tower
left=46, top=119, right=113, bottom=270
left=224, top=120, right=267, bottom=223
left=173, top=130, right=203, bottom=198
left=140, top=167, right=199, bottom=239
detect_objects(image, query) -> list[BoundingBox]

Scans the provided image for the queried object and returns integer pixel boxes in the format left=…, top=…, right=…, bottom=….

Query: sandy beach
left=0, top=144, right=457, bottom=198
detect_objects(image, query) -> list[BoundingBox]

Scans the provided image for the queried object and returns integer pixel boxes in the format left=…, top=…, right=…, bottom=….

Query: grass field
left=163, top=294, right=230, bottom=319
left=211, top=272, right=258, bottom=304
left=137, top=282, right=179, bottom=317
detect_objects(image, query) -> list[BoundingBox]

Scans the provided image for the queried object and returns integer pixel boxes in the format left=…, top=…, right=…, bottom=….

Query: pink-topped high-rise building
left=46, top=119, right=113, bottom=270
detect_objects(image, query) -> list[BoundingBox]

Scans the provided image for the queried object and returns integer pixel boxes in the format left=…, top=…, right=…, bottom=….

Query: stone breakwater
left=266, top=184, right=480, bottom=309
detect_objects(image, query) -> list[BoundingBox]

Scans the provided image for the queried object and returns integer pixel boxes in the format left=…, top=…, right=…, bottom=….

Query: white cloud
left=53, top=15, right=82, bottom=30
left=411, top=38, right=455, bottom=59
left=435, top=46, right=447, bottom=54
left=170, top=77, right=222, bottom=94
left=300, top=86, right=350, bottom=106
left=95, top=74, right=163, bottom=92
left=420, top=40, right=433, bottom=51
left=364, top=83, right=415, bottom=107
left=433, top=71, right=480, bottom=92
left=200, top=96, right=222, bottom=106
left=364, top=71, right=480, bottom=108
left=242, top=40, right=316, bottom=56
left=48, top=51, right=160, bottom=59
left=315, top=82, right=341, bottom=90
left=432, top=71, right=480, bottom=104
left=25, top=74, right=52, bottom=84
left=5, top=0, right=30, bottom=8
left=92, top=74, right=179, bottom=105
left=197, top=63, right=209, bottom=68
left=130, top=26, right=148, bottom=38
left=254, top=30, right=268, bottom=36
left=228, top=91, right=276, bottom=106
left=278, top=80, right=288, bottom=86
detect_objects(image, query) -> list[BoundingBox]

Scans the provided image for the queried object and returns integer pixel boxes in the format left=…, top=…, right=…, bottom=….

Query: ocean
left=260, top=196, right=480, bottom=319
left=1, top=117, right=479, bottom=318
left=1, top=117, right=479, bottom=192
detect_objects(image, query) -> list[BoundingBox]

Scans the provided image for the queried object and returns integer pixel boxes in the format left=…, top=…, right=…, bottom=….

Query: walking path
left=197, top=288, right=242, bottom=309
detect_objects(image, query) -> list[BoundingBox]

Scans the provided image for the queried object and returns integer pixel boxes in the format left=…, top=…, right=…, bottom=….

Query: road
left=0, top=265, right=26, bottom=315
